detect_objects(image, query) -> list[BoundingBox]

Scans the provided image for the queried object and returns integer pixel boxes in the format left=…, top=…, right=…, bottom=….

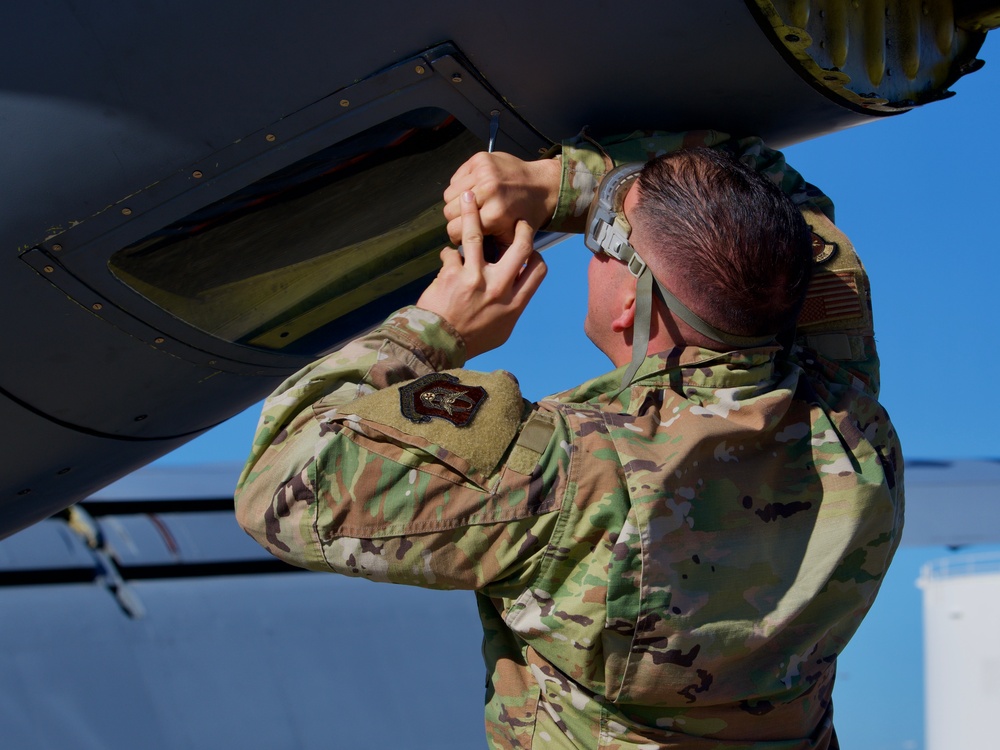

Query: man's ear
left=610, top=291, right=636, bottom=333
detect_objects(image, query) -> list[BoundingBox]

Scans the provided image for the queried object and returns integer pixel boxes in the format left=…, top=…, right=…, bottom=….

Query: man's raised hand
left=443, top=152, right=561, bottom=246
left=418, top=191, right=547, bottom=360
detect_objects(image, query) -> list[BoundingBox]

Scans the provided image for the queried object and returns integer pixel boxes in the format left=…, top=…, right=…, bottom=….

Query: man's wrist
left=381, top=306, right=468, bottom=371
left=547, top=143, right=607, bottom=234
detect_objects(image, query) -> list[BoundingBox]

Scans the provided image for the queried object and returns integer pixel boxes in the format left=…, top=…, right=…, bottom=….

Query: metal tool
left=488, top=109, right=500, bottom=153
left=484, top=109, right=501, bottom=262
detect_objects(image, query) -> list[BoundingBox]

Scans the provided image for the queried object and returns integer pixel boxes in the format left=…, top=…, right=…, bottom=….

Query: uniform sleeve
left=234, top=306, right=570, bottom=594
left=548, top=129, right=834, bottom=232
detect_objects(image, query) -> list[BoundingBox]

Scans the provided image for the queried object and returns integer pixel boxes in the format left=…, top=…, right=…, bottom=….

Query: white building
left=920, top=551, right=1000, bottom=749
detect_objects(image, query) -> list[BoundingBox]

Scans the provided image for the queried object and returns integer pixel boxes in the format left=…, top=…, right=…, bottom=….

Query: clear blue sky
left=157, top=32, right=1000, bottom=750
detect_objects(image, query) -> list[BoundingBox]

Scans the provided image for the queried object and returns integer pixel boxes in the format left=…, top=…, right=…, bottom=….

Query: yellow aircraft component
left=751, top=0, right=996, bottom=110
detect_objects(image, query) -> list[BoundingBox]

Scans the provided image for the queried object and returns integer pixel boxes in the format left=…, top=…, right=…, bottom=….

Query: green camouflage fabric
left=235, top=134, right=903, bottom=749
left=549, top=130, right=835, bottom=233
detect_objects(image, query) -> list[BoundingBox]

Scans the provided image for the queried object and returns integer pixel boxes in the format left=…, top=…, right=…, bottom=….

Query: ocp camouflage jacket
left=235, top=133, right=903, bottom=749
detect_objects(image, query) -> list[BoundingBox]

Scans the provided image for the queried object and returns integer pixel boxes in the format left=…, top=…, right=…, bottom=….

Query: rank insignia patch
left=400, top=373, right=488, bottom=428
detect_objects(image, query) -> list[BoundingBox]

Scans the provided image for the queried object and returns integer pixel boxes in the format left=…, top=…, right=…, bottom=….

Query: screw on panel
left=121, top=207, right=132, bottom=216
left=43, top=265, right=55, bottom=273
left=340, top=99, right=350, bottom=107
left=154, top=337, right=165, bottom=344
left=414, top=65, right=426, bottom=75
left=134, top=414, right=148, bottom=422
left=52, top=244, right=63, bottom=251
left=192, top=170, right=203, bottom=178
left=265, top=133, right=277, bottom=142
left=92, top=303, right=103, bottom=311
left=451, top=74, right=463, bottom=83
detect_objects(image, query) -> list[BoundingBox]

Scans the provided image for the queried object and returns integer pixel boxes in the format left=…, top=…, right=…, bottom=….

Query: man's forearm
left=233, top=303, right=566, bottom=590
left=549, top=130, right=834, bottom=231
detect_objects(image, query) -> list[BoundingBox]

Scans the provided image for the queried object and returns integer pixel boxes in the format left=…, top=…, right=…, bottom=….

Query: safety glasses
left=583, top=162, right=647, bottom=278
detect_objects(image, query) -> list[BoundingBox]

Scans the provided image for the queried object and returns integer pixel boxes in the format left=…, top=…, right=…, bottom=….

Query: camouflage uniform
left=235, top=132, right=903, bottom=749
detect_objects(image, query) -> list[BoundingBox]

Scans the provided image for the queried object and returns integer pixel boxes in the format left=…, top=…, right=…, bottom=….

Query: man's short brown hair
left=633, top=147, right=812, bottom=338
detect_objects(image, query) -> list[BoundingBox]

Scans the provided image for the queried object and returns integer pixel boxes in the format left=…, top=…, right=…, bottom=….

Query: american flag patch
left=799, top=270, right=863, bottom=326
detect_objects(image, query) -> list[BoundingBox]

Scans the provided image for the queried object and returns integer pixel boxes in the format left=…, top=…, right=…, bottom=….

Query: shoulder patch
left=341, top=369, right=525, bottom=475
left=798, top=205, right=873, bottom=339
left=400, top=373, right=488, bottom=427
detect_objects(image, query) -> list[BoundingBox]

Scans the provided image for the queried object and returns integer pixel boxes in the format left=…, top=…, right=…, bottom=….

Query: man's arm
left=235, top=196, right=565, bottom=591
left=444, top=130, right=833, bottom=239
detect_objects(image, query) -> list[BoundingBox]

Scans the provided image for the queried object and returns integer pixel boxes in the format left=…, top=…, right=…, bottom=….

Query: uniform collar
left=563, top=345, right=784, bottom=411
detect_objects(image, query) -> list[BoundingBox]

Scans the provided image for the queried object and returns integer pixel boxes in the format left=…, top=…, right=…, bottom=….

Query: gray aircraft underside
left=2, top=1, right=997, bottom=538
left=3, top=4, right=998, bottom=745
left=0, top=459, right=996, bottom=749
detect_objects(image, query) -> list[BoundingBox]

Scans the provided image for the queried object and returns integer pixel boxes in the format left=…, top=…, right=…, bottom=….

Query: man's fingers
left=443, top=154, right=489, bottom=215
left=447, top=206, right=516, bottom=248
left=444, top=152, right=493, bottom=200
left=512, top=251, right=548, bottom=305
left=491, top=220, right=543, bottom=303
left=439, top=245, right=463, bottom=268
left=442, top=155, right=478, bottom=206
left=443, top=186, right=471, bottom=223
left=446, top=217, right=463, bottom=246
left=459, top=191, right=485, bottom=270
left=496, top=219, right=536, bottom=269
